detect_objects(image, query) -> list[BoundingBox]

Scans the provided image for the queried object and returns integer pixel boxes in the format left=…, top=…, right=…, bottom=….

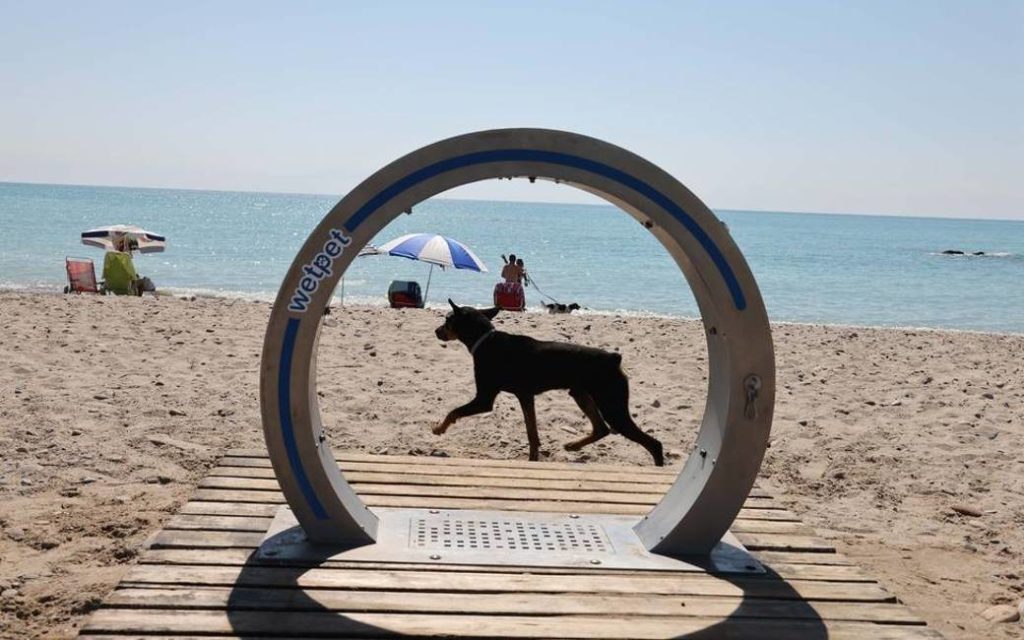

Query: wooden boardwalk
left=78, top=450, right=941, bottom=639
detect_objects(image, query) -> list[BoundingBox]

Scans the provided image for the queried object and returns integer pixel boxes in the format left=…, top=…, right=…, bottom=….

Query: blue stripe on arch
left=278, top=317, right=329, bottom=519
left=344, top=149, right=746, bottom=310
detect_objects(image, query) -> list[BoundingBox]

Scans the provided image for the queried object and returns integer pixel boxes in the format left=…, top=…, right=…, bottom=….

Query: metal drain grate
left=410, top=517, right=612, bottom=553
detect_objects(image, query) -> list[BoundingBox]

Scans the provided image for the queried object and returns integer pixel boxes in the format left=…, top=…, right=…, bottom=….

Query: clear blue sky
left=1, top=1, right=1021, bottom=219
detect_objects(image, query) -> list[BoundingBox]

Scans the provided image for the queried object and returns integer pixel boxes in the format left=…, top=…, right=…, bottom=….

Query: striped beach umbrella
left=376, top=233, right=488, bottom=272
left=374, top=233, right=488, bottom=304
left=82, top=225, right=166, bottom=254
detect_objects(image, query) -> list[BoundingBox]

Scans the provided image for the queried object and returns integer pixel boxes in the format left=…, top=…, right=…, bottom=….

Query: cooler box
left=493, top=282, right=525, bottom=311
left=388, top=280, right=424, bottom=309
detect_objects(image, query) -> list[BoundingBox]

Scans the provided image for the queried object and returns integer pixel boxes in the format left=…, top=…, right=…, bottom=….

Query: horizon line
left=1, top=178, right=1021, bottom=224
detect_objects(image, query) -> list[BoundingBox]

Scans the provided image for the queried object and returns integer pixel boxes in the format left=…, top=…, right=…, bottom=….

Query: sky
left=1, top=1, right=1021, bottom=219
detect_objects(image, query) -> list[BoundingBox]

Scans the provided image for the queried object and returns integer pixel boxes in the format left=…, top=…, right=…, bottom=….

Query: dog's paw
left=563, top=441, right=582, bottom=452
left=431, top=422, right=449, bottom=435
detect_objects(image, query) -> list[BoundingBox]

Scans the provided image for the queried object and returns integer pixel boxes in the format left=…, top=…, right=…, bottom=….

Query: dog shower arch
left=260, top=128, right=775, bottom=555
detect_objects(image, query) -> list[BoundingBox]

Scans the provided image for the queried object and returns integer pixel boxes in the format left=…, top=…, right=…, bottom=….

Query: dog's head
left=435, top=299, right=500, bottom=342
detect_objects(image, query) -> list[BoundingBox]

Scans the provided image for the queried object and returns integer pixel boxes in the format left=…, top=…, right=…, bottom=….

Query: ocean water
left=1, top=181, right=1022, bottom=333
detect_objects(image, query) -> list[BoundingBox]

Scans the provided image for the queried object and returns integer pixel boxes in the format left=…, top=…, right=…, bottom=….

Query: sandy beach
left=0, top=290, right=1021, bottom=639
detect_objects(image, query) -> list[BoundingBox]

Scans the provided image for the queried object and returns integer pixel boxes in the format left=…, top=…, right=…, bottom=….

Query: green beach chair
left=102, top=251, right=140, bottom=296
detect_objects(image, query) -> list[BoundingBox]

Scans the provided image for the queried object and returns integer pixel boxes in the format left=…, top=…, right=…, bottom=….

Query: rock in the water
left=941, top=249, right=965, bottom=255
left=980, top=604, right=1019, bottom=623
left=951, top=504, right=983, bottom=518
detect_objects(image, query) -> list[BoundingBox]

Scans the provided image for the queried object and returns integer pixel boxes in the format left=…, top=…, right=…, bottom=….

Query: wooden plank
left=202, top=474, right=775, bottom=502
left=119, top=564, right=894, bottom=601
left=82, top=609, right=942, bottom=639
left=164, top=513, right=813, bottom=536
left=148, top=525, right=834, bottom=555
left=212, top=463, right=772, bottom=498
left=178, top=498, right=801, bottom=522
left=165, top=514, right=273, bottom=532
left=216, top=461, right=681, bottom=484
left=137, top=548, right=873, bottom=582
left=735, top=533, right=835, bottom=553
left=224, top=449, right=684, bottom=476
left=199, top=476, right=673, bottom=504
left=150, top=530, right=263, bottom=548
left=191, top=488, right=648, bottom=513
left=752, top=550, right=851, bottom=566
left=213, top=466, right=678, bottom=492
left=180, top=501, right=280, bottom=518
left=104, top=586, right=924, bottom=623
left=191, top=487, right=779, bottom=512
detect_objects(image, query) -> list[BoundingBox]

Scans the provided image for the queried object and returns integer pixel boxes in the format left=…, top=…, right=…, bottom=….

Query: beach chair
left=102, top=251, right=141, bottom=296
left=64, top=257, right=100, bottom=294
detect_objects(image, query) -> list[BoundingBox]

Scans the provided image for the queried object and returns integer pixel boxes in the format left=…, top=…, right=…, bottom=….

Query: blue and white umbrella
left=375, top=233, right=488, bottom=272
left=82, top=224, right=166, bottom=254
left=373, top=233, right=488, bottom=303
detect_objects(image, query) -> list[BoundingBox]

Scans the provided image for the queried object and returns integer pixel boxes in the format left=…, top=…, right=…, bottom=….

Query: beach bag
left=387, top=280, right=423, bottom=308
left=493, top=282, right=525, bottom=311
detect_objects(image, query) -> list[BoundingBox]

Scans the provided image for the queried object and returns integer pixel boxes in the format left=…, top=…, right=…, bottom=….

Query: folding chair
left=65, top=257, right=100, bottom=294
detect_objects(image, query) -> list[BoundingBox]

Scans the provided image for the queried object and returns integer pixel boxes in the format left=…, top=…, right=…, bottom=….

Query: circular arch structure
left=260, top=129, right=775, bottom=555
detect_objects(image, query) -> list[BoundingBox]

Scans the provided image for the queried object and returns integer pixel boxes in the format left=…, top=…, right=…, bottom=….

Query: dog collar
left=469, top=329, right=496, bottom=355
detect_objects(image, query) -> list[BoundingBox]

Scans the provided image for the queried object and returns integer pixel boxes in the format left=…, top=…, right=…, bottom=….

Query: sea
left=1, top=182, right=1022, bottom=334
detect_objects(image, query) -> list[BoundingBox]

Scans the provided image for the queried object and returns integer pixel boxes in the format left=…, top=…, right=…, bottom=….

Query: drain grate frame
left=410, top=516, right=612, bottom=553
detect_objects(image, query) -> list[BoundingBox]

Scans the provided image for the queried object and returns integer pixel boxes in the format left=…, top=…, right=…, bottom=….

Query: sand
left=0, top=290, right=1021, bottom=639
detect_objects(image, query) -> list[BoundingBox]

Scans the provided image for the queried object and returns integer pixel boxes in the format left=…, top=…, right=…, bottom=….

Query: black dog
left=544, top=302, right=581, bottom=314
left=433, top=300, right=663, bottom=465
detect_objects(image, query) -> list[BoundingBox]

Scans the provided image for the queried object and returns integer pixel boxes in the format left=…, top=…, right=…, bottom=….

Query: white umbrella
left=374, top=233, right=488, bottom=303
left=82, top=224, right=166, bottom=254
left=338, top=244, right=384, bottom=306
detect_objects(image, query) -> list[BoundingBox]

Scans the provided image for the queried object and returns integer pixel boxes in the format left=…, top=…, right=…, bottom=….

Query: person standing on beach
left=495, top=253, right=527, bottom=310
left=501, top=253, right=523, bottom=284
left=516, top=257, right=530, bottom=287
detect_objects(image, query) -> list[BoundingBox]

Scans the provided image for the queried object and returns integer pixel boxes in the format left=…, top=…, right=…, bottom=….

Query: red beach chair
left=493, top=281, right=525, bottom=311
left=65, top=257, right=100, bottom=294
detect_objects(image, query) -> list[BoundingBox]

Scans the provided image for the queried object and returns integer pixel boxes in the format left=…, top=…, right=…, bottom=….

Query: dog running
left=543, top=302, right=581, bottom=314
left=433, top=300, right=664, bottom=465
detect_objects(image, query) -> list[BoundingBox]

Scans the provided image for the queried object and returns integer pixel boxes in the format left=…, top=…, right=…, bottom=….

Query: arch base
left=257, top=503, right=765, bottom=574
